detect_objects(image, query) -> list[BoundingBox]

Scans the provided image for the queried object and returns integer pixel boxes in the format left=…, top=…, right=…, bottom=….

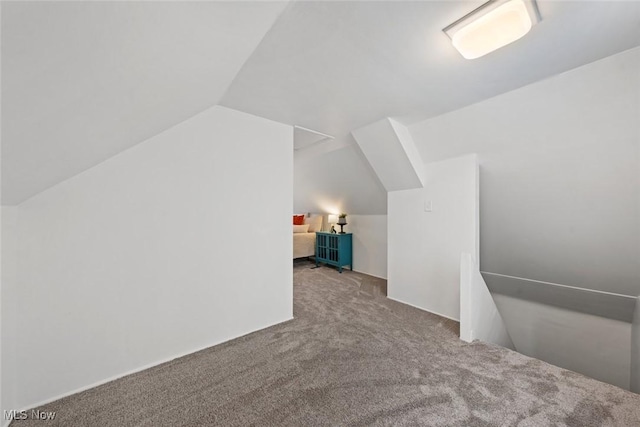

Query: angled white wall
left=294, top=140, right=387, bottom=215
left=459, top=253, right=514, bottom=349
left=1, top=106, right=293, bottom=413
left=388, top=154, right=478, bottom=321
left=347, top=215, right=388, bottom=279
left=409, top=47, right=640, bottom=298
left=352, top=118, right=424, bottom=192
left=2, top=1, right=289, bottom=205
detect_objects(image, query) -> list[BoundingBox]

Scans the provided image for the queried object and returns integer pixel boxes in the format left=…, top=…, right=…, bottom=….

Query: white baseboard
left=12, top=317, right=294, bottom=414
left=352, top=269, right=387, bottom=280
left=387, top=296, right=460, bottom=323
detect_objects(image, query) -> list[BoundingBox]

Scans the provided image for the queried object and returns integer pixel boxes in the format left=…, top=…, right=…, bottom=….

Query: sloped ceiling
left=1, top=1, right=288, bottom=204
left=294, top=136, right=387, bottom=215
left=3, top=1, right=640, bottom=209
left=221, top=0, right=640, bottom=214
left=222, top=0, right=640, bottom=134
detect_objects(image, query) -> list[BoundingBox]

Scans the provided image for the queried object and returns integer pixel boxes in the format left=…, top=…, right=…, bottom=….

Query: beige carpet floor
left=13, top=260, right=640, bottom=426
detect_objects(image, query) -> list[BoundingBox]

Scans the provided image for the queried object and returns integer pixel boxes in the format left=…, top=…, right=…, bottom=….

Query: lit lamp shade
left=327, top=214, right=338, bottom=225
left=444, top=0, right=539, bottom=60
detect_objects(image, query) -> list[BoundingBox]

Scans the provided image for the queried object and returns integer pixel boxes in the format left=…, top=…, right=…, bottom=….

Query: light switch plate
left=424, top=200, right=433, bottom=212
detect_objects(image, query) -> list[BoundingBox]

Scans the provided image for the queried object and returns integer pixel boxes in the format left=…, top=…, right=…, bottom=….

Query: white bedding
left=293, top=232, right=316, bottom=259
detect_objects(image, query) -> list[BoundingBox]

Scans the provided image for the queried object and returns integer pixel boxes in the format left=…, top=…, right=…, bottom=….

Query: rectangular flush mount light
left=444, top=0, right=540, bottom=59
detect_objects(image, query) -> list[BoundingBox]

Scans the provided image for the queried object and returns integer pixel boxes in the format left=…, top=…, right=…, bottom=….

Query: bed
left=293, top=214, right=323, bottom=259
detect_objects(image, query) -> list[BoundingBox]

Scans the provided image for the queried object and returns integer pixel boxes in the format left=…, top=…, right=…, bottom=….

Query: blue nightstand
left=315, top=232, right=352, bottom=273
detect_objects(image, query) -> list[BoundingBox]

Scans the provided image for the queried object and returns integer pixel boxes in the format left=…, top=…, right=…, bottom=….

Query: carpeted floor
left=13, top=261, right=640, bottom=426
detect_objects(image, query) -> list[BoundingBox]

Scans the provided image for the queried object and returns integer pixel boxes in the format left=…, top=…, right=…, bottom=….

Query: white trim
left=352, top=269, right=387, bottom=280
left=388, top=296, right=460, bottom=323
left=293, top=125, right=334, bottom=141
left=11, top=317, right=293, bottom=413
left=480, top=271, right=636, bottom=300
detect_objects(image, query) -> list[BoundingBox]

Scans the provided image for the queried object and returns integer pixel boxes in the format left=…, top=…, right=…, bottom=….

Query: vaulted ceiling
left=1, top=1, right=288, bottom=204
left=222, top=1, right=640, bottom=136
left=3, top=1, right=640, bottom=207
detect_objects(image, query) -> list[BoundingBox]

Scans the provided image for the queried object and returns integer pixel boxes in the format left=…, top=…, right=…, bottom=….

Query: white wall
left=632, top=297, right=640, bottom=393
left=1, top=106, right=293, bottom=412
left=1, top=207, right=19, bottom=425
left=0, top=206, right=20, bottom=422
left=409, top=47, right=640, bottom=297
left=294, top=140, right=387, bottom=215
left=388, top=154, right=478, bottom=321
left=352, top=118, right=424, bottom=192
left=347, top=215, right=387, bottom=279
left=459, top=253, right=514, bottom=349
left=493, top=294, right=632, bottom=390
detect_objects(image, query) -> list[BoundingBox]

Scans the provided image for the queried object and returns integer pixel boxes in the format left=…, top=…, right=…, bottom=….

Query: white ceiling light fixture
left=444, top=0, right=541, bottom=60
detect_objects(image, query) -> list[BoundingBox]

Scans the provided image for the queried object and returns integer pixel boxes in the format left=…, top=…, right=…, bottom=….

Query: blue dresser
left=315, top=232, right=353, bottom=273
